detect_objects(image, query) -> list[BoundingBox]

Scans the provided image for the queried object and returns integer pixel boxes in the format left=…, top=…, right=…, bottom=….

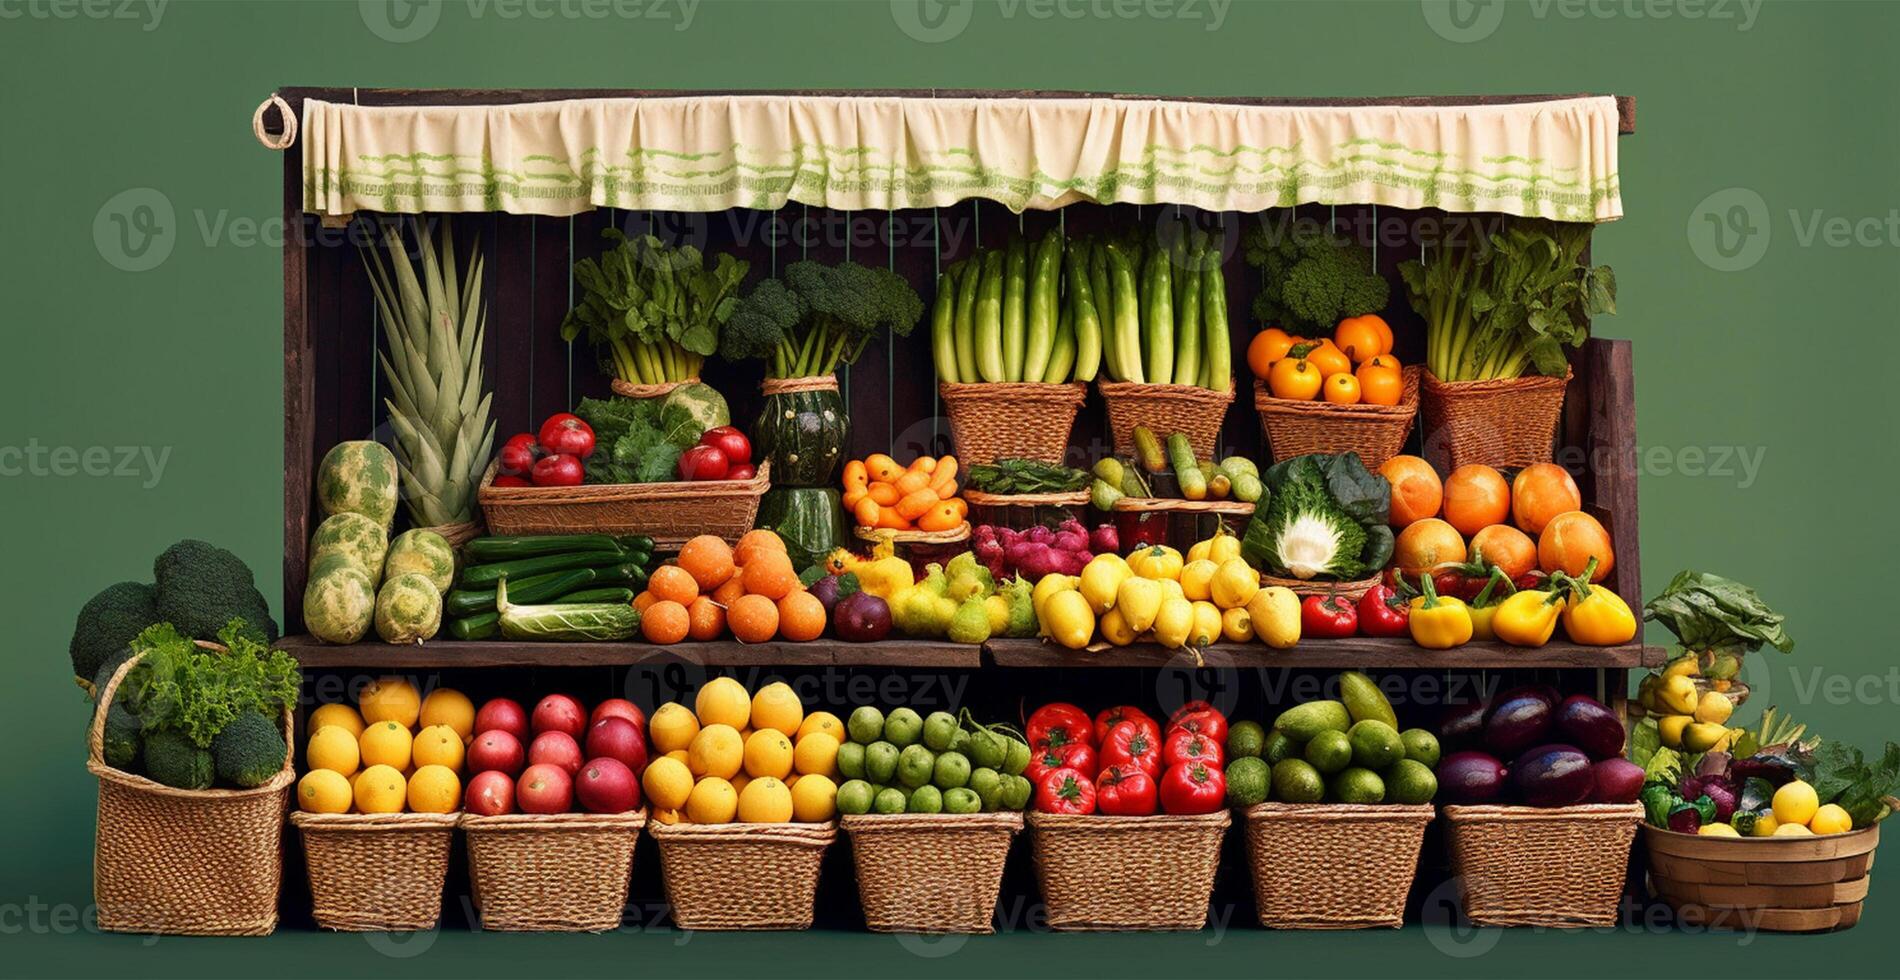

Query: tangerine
left=776, top=590, right=827, bottom=642
left=686, top=596, right=727, bottom=641
left=734, top=529, right=787, bottom=568
left=642, top=600, right=691, bottom=644
left=647, top=565, right=700, bottom=605
left=677, top=535, right=737, bottom=591
left=728, top=593, right=781, bottom=643
left=712, top=572, right=748, bottom=606
left=742, top=552, right=799, bottom=600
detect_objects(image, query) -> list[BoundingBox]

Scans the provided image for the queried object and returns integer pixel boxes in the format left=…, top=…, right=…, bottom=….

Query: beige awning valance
left=300, top=95, right=1623, bottom=222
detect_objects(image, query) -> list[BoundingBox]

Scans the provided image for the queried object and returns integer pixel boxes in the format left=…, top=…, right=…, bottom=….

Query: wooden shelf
left=986, top=638, right=1666, bottom=670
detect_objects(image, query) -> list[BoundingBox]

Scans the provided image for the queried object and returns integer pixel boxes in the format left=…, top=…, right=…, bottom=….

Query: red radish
left=538, top=413, right=596, bottom=459
left=589, top=698, right=646, bottom=733
left=698, top=426, right=752, bottom=466
left=468, top=729, right=526, bottom=776
left=585, top=717, right=649, bottom=775
left=466, top=771, right=516, bottom=815
left=531, top=694, right=587, bottom=738
left=575, top=757, right=641, bottom=813
left=528, top=731, right=584, bottom=775
left=677, top=444, right=730, bottom=481
left=499, top=433, right=539, bottom=476
left=475, top=698, right=529, bottom=742
left=516, top=763, right=573, bottom=814
left=531, top=454, right=584, bottom=487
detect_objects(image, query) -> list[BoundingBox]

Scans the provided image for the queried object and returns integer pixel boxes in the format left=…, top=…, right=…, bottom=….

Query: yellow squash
left=1127, top=545, right=1185, bottom=581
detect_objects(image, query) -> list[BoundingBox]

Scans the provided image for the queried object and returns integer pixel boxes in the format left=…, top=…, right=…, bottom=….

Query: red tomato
left=1162, top=728, right=1225, bottom=770
left=698, top=426, right=752, bottom=466
left=1093, top=705, right=1160, bottom=746
left=1099, top=720, right=1162, bottom=776
left=1034, top=767, right=1097, bottom=815
left=1095, top=764, right=1158, bottom=816
left=1166, top=707, right=1228, bottom=746
left=537, top=413, right=596, bottom=459
left=530, top=454, right=584, bottom=487
left=676, top=444, right=730, bottom=481
left=1301, top=594, right=1360, bottom=638
left=1027, top=703, right=1094, bottom=749
left=1167, top=700, right=1219, bottom=729
left=499, top=432, right=540, bottom=476
left=1159, top=761, right=1226, bottom=815
left=1026, top=740, right=1098, bottom=783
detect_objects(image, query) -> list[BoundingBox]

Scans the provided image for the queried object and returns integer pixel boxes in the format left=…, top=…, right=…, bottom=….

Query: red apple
left=575, top=757, right=640, bottom=814
left=516, top=763, right=573, bottom=814
left=590, top=698, right=647, bottom=734
left=466, top=770, right=516, bottom=815
left=468, top=729, right=527, bottom=777
left=586, top=716, right=649, bottom=775
left=528, top=731, right=584, bottom=775
left=475, top=698, right=529, bottom=742
left=532, top=694, right=587, bottom=739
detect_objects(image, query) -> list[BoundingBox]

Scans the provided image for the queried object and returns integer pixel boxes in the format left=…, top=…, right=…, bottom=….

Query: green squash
left=755, top=383, right=848, bottom=487
left=753, top=487, right=847, bottom=573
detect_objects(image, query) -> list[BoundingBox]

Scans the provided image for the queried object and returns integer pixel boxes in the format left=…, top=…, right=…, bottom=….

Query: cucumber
left=1133, top=426, right=1168, bottom=474
left=459, top=550, right=633, bottom=587
left=448, top=611, right=500, bottom=641
left=931, top=263, right=962, bottom=383
left=1002, top=238, right=1028, bottom=381
left=445, top=564, right=646, bottom=618
left=464, top=534, right=651, bottom=562
left=1168, top=433, right=1206, bottom=500
left=555, top=587, right=638, bottom=605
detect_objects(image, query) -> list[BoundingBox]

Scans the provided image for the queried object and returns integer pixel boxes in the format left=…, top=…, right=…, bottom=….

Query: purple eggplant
left=1438, top=699, right=1487, bottom=750
left=1484, top=694, right=1555, bottom=758
left=1438, top=750, right=1510, bottom=804
left=808, top=575, right=844, bottom=614
left=1510, top=744, right=1595, bottom=807
left=1554, top=695, right=1626, bottom=761
left=1589, top=758, right=1646, bottom=804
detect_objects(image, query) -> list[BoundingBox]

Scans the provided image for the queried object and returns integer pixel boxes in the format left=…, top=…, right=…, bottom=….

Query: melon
left=374, top=572, right=442, bottom=645
left=309, top=512, right=388, bottom=580
left=304, top=564, right=376, bottom=645
left=658, top=382, right=730, bottom=447
left=383, top=529, right=455, bottom=592
left=316, top=440, right=399, bottom=530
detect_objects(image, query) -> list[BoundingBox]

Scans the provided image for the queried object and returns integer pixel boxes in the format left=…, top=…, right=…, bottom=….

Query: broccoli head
left=142, top=728, right=213, bottom=790
left=212, top=711, right=287, bottom=788
left=153, top=540, right=278, bottom=644
left=720, top=277, right=807, bottom=363
left=1244, top=218, right=1388, bottom=334
left=784, top=260, right=925, bottom=348
left=70, top=580, right=159, bottom=685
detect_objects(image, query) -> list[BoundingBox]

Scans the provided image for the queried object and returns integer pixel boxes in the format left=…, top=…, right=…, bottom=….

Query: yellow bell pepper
left=1492, top=584, right=1566, bottom=648
left=1466, top=568, right=1515, bottom=642
left=1408, top=575, right=1473, bottom=649
left=1558, top=558, right=1638, bottom=645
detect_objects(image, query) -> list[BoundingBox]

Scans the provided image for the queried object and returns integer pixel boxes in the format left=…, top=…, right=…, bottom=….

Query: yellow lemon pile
left=297, top=676, right=470, bottom=816
left=641, top=678, right=839, bottom=826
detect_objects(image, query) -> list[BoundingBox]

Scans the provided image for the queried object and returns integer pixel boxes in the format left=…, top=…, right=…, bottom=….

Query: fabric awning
left=300, top=94, right=1623, bottom=222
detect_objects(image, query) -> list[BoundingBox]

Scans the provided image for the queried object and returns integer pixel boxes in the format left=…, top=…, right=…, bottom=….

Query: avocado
left=1337, top=671, right=1399, bottom=728
left=1348, top=720, right=1404, bottom=770
left=1274, top=700, right=1351, bottom=742
left=1400, top=728, right=1442, bottom=769
left=1384, top=759, right=1440, bottom=805
left=1271, top=758, right=1325, bottom=803
left=1329, top=766, right=1386, bottom=804
left=1225, top=757, right=1271, bottom=807
left=1262, top=730, right=1296, bottom=765
left=1304, top=730, right=1354, bottom=775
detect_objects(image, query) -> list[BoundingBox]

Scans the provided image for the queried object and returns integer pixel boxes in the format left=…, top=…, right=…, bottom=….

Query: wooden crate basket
left=475, top=460, right=769, bottom=550
left=1644, top=823, right=1878, bottom=932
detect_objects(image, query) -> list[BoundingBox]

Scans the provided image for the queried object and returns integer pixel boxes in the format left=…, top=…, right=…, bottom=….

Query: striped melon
left=316, top=440, right=399, bottom=530
left=309, top=512, right=388, bottom=580
left=374, top=572, right=442, bottom=644
left=383, top=529, right=455, bottom=593
left=304, top=563, right=376, bottom=644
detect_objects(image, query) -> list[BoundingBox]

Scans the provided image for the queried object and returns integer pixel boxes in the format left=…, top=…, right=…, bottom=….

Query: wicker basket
left=1258, top=572, right=1384, bottom=601
left=843, top=812, right=1023, bottom=933
left=1099, top=380, right=1236, bottom=459
left=1027, top=810, right=1229, bottom=931
left=611, top=377, right=699, bottom=400
left=291, top=811, right=458, bottom=931
left=476, top=459, right=769, bottom=550
left=1443, top=803, right=1641, bottom=927
left=1420, top=368, right=1572, bottom=471
left=90, top=649, right=293, bottom=936
left=961, top=489, right=1090, bottom=531
left=650, top=821, right=837, bottom=930
left=1645, top=823, right=1879, bottom=933
left=461, top=810, right=646, bottom=932
left=422, top=519, right=484, bottom=549
left=1253, top=367, right=1420, bottom=470
left=1243, top=803, right=1432, bottom=929
left=940, top=381, right=1087, bottom=466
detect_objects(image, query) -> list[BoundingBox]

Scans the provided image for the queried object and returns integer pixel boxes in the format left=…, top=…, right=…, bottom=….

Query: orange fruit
left=1511, top=463, right=1583, bottom=535
left=1394, top=518, right=1466, bottom=578
left=648, top=565, right=700, bottom=606
left=642, top=600, right=690, bottom=644
left=712, top=572, right=748, bottom=606
left=687, top=596, right=727, bottom=641
left=728, top=594, right=780, bottom=643
left=633, top=590, right=657, bottom=613
left=1441, top=464, right=1512, bottom=537
left=734, top=529, right=787, bottom=568
left=1364, top=353, right=1400, bottom=371
left=1538, top=511, right=1614, bottom=581
left=1355, top=363, right=1403, bottom=406
left=1304, top=340, right=1353, bottom=378
left=776, top=590, right=826, bottom=642
left=1246, top=328, right=1296, bottom=378
left=1333, top=315, right=1391, bottom=363
left=677, top=535, right=737, bottom=591
left=741, top=552, right=798, bottom=601
left=1267, top=356, right=1323, bottom=400
left=1322, top=372, right=1361, bottom=405
left=1468, top=524, right=1537, bottom=581
left=1379, top=455, right=1443, bottom=527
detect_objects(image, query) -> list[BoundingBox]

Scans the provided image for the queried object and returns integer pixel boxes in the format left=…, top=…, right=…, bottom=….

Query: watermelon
left=304, top=563, right=376, bottom=644
left=658, top=383, right=730, bottom=447
left=383, top=529, right=455, bottom=592
left=374, top=572, right=442, bottom=644
left=309, top=512, right=388, bottom=580
left=316, top=440, right=399, bottom=530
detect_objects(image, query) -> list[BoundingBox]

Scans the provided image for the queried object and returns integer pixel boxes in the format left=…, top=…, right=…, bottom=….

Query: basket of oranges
left=1247, top=317, right=1418, bottom=470
left=633, top=531, right=831, bottom=646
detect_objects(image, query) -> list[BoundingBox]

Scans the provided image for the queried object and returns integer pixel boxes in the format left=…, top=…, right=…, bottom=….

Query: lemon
left=358, top=720, right=413, bottom=771
left=1773, top=822, right=1815, bottom=837
left=1810, top=803, right=1853, bottom=835
left=358, top=676, right=421, bottom=728
left=743, top=729, right=795, bottom=779
left=309, top=702, right=366, bottom=739
left=737, top=776, right=794, bottom=823
left=750, top=681, right=805, bottom=737
left=649, top=702, right=701, bottom=754
left=664, top=749, right=690, bottom=766
left=1772, top=779, right=1820, bottom=828
left=1697, top=822, right=1740, bottom=837
left=306, top=726, right=361, bottom=777
left=419, top=687, right=475, bottom=742
left=696, top=677, right=752, bottom=729
left=297, top=769, right=352, bottom=813
left=642, top=756, right=695, bottom=810
left=686, top=776, right=738, bottom=824
left=411, top=724, right=465, bottom=771
left=1750, top=812, right=1780, bottom=837
left=1657, top=714, right=1691, bottom=749
left=688, top=724, right=744, bottom=779
left=407, top=764, right=461, bottom=813
left=793, top=731, right=841, bottom=778
left=790, top=773, right=837, bottom=822
left=1178, top=560, right=1218, bottom=602
left=353, top=764, right=407, bottom=814
left=796, top=711, right=844, bottom=743
left=729, top=772, right=752, bottom=799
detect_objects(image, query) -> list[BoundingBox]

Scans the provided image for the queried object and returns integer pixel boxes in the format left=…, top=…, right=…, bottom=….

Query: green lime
left=1225, top=756, right=1271, bottom=807
left=847, top=706, right=886, bottom=745
left=884, top=707, right=924, bottom=747
left=1384, top=758, right=1439, bottom=805
left=873, top=787, right=907, bottom=814
left=1304, top=730, right=1354, bottom=775
left=999, top=774, right=1033, bottom=810
left=969, top=767, right=1003, bottom=810
left=933, top=751, right=972, bottom=789
left=1329, top=767, right=1386, bottom=804
left=864, top=741, right=899, bottom=784
left=1400, top=729, right=1441, bottom=769
left=907, top=784, right=943, bottom=814
left=1348, top=720, right=1403, bottom=770
left=943, top=787, right=981, bottom=814
left=1226, top=720, right=1267, bottom=760
left=922, top=711, right=961, bottom=752
left=897, top=744, right=936, bottom=788
left=1271, top=758, right=1325, bottom=803
left=1262, top=730, right=1296, bottom=765
left=836, top=779, right=875, bottom=815
left=836, top=741, right=866, bottom=780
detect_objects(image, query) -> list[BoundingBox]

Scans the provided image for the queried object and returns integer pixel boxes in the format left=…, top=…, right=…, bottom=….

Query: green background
left=2, top=0, right=1893, bottom=975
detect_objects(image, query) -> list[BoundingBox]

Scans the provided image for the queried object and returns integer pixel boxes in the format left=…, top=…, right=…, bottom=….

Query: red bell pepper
left=1099, top=720, right=1162, bottom=775
left=1301, top=593, right=1359, bottom=638
left=1027, top=702, right=1094, bottom=750
left=1357, top=583, right=1411, bottom=638
left=1093, top=705, right=1159, bottom=746
left=1026, top=740, right=1099, bottom=782
left=1034, top=767, right=1097, bottom=815
left=1159, top=761, right=1226, bottom=815
left=1166, top=706, right=1228, bottom=746
left=1162, top=728, right=1225, bottom=770
left=1095, top=764, right=1158, bottom=816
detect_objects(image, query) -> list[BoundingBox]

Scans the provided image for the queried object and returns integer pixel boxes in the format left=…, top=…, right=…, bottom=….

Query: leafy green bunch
left=122, top=621, right=301, bottom=748
left=1243, top=218, right=1389, bottom=335
left=573, top=395, right=688, bottom=485
left=1240, top=453, right=1394, bottom=582
left=560, top=229, right=749, bottom=384
left=723, top=260, right=924, bottom=378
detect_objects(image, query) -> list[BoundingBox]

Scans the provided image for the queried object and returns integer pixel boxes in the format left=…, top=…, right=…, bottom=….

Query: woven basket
left=1253, top=367, right=1420, bottom=470
left=476, top=459, right=769, bottom=550
left=1420, top=368, right=1572, bottom=471
left=90, top=649, right=293, bottom=936
left=843, top=812, right=1023, bottom=934
left=1099, top=380, right=1236, bottom=459
left=1258, top=572, right=1384, bottom=601
left=1443, top=803, right=1641, bottom=927
left=421, top=519, right=484, bottom=549
left=1644, top=823, right=1879, bottom=933
left=650, top=821, right=836, bottom=930
left=1028, top=810, right=1229, bottom=931
left=939, top=381, right=1087, bottom=466
left=1243, top=803, right=1432, bottom=929
left=611, top=377, right=699, bottom=399
left=461, top=810, right=646, bottom=932
left=291, top=811, right=457, bottom=931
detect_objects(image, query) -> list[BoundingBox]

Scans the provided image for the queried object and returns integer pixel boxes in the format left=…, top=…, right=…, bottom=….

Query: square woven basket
left=1442, top=803, right=1641, bottom=927
left=649, top=820, right=837, bottom=930
left=461, top=810, right=646, bottom=932
left=291, top=811, right=458, bottom=931
left=1243, top=803, right=1432, bottom=929
left=1027, top=810, right=1230, bottom=931
left=842, top=812, right=1023, bottom=933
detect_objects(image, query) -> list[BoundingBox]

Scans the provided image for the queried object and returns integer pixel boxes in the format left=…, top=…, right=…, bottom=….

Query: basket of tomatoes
left=1247, top=318, right=1418, bottom=470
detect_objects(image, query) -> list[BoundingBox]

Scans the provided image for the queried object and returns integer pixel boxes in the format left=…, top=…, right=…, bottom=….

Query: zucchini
left=1133, top=426, right=1168, bottom=474
left=1168, top=433, right=1206, bottom=500
left=497, top=579, right=641, bottom=642
left=448, top=611, right=500, bottom=641
left=1002, top=237, right=1028, bottom=381
left=445, top=564, right=646, bottom=618
left=464, top=534, right=647, bottom=562
left=459, top=550, right=632, bottom=587
left=931, top=263, right=961, bottom=383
